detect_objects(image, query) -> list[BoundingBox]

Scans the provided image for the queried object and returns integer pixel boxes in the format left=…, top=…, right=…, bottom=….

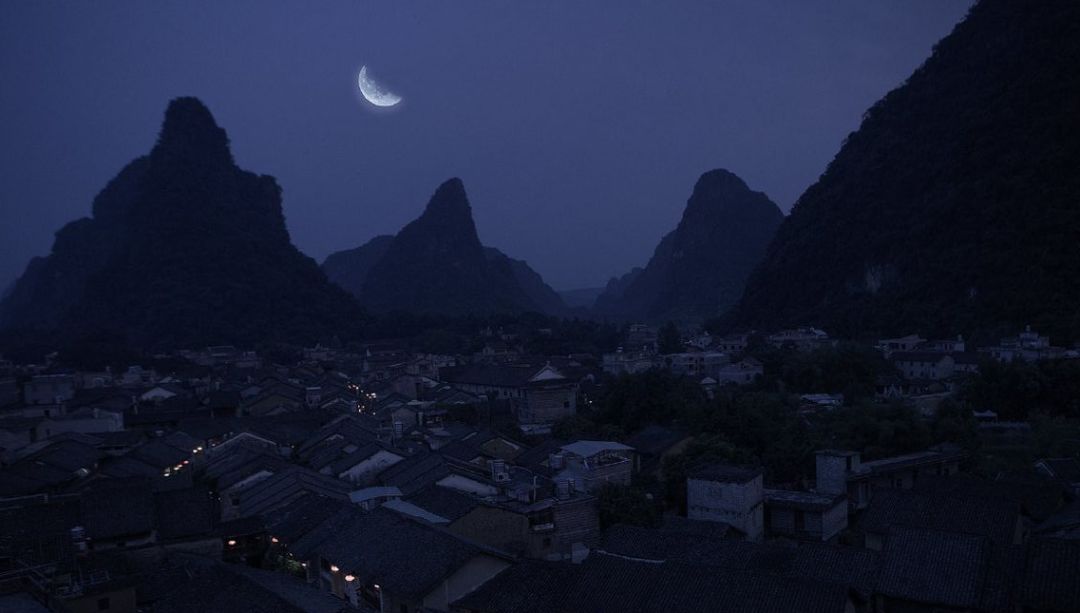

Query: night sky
left=0, top=1, right=971, bottom=292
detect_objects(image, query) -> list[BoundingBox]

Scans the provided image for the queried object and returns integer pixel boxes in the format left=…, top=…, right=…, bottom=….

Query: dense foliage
left=594, top=169, right=783, bottom=324
left=357, top=178, right=557, bottom=316
left=564, top=346, right=941, bottom=491
left=956, top=358, right=1080, bottom=421
left=733, top=0, right=1080, bottom=343
left=0, top=97, right=366, bottom=351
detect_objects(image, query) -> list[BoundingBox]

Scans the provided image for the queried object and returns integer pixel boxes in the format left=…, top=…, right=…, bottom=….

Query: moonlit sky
left=0, top=1, right=971, bottom=292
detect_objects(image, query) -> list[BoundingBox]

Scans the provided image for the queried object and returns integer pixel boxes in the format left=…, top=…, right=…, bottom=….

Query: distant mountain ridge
left=594, top=169, right=784, bottom=324
left=0, top=97, right=365, bottom=349
left=324, top=178, right=566, bottom=316
left=731, top=0, right=1080, bottom=342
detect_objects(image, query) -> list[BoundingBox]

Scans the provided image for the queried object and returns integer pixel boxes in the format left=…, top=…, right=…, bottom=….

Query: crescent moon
left=358, top=66, right=402, bottom=108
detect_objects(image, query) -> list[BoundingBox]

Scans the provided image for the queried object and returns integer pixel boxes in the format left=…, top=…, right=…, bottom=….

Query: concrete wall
left=552, top=496, right=600, bottom=555
left=821, top=499, right=848, bottom=542
left=62, top=587, right=137, bottom=613
left=451, top=506, right=529, bottom=554
left=422, top=555, right=512, bottom=612
left=521, top=386, right=576, bottom=425
left=338, top=449, right=404, bottom=486
left=687, top=475, right=764, bottom=540
left=436, top=474, right=499, bottom=497
left=816, top=453, right=853, bottom=497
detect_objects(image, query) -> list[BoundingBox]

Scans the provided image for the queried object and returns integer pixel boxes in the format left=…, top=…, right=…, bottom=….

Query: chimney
left=491, top=459, right=508, bottom=481
left=815, top=450, right=858, bottom=497
left=71, top=526, right=88, bottom=555
left=549, top=452, right=565, bottom=470
left=557, top=479, right=571, bottom=500
left=392, top=421, right=403, bottom=440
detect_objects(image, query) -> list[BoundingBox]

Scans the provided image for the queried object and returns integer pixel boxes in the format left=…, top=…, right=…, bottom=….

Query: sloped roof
left=1038, top=457, right=1080, bottom=483
left=265, top=494, right=350, bottom=545
left=154, top=486, right=217, bottom=541
left=405, top=484, right=483, bottom=522
left=624, top=424, right=690, bottom=457
left=860, top=488, right=1019, bottom=546
left=599, top=526, right=879, bottom=595
left=301, top=507, right=501, bottom=598
left=80, top=477, right=156, bottom=540
left=876, top=526, right=989, bottom=608
left=563, top=552, right=851, bottom=613
left=689, top=463, right=761, bottom=484
left=452, top=559, right=579, bottom=613
left=237, top=467, right=351, bottom=519
left=912, top=473, right=1064, bottom=522
left=1020, top=538, right=1080, bottom=612
left=129, top=439, right=189, bottom=469
left=144, top=553, right=349, bottom=613
left=440, top=363, right=560, bottom=388
left=560, top=440, right=633, bottom=458
left=376, top=452, right=450, bottom=496
left=26, top=439, right=103, bottom=473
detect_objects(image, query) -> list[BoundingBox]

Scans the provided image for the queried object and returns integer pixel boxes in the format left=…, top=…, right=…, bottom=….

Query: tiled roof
left=440, top=364, right=555, bottom=388
left=129, top=439, right=189, bottom=469
left=600, top=526, right=879, bottom=596
left=154, top=486, right=217, bottom=541
left=1020, top=538, right=1080, bottom=612
left=452, top=559, right=579, bottom=613
left=377, top=452, right=450, bottom=496
left=860, top=488, right=1019, bottom=545
left=876, top=526, right=989, bottom=608
left=764, top=488, right=845, bottom=511
left=624, top=424, right=689, bottom=457
left=26, top=439, right=103, bottom=473
left=405, top=484, right=483, bottom=522
left=1039, top=457, right=1080, bottom=482
left=889, top=351, right=952, bottom=363
left=912, top=473, right=1064, bottom=521
left=565, top=552, right=851, bottom=613
left=265, top=494, right=350, bottom=545
left=300, top=507, right=501, bottom=598
left=237, top=467, right=351, bottom=519
left=144, top=553, right=349, bottom=613
left=80, top=477, right=156, bottom=540
left=689, top=463, right=762, bottom=484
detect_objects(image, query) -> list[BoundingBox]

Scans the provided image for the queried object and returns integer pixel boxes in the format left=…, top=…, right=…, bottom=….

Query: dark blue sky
left=0, top=1, right=971, bottom=291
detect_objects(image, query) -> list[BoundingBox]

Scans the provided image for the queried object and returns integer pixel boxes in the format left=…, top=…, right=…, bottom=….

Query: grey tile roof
left=237, top=467, right=351, bottom=519
left=376, top=452, right=450, bottom=496
left=688, top=463, right=762, bottom=483
left=912, top=472, right=1065, bottom=521
left=764, top=488, right=845, bottom=511
left=144, top=553, right=350, bottom=613
left=129, top=439, right=190, bottom=469
left=297, top=507, right=501, bottom=598
left=561, top=552, right=852, bottom=613
left=405, top=484, right=483, bottom=522
left=26, top=439, right=103, bottom=473
left=452, top=559, right=579, bottom=613
left=599, top=525, right=879, bottom=596
left=154, top=486, right=218, bottom=541
left=876, top=526, right=989, bottom=608
left=266, top=494, right=350, bottom=544
left=80, top=477, right=156, bottom=540
left=624, top=424, right=689, bottom=457
left=440, top=364, right=552, bottom=388
left=860, top=488, right=1019, bottom=545
left=1020, top=538, right=1080, bottom=612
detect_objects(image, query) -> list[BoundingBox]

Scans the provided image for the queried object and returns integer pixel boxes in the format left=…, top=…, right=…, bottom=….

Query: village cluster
left=0, top=323, right=1078, bottom=613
